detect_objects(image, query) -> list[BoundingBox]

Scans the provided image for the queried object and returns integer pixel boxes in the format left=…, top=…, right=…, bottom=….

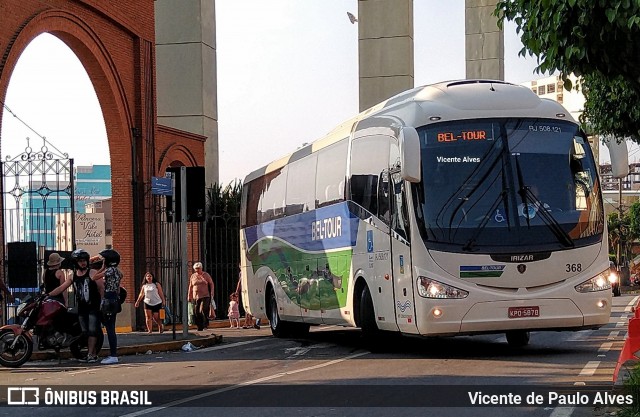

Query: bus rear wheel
left=506, top=330, right=530, bottom=347
left=359, top=285, right=378, bottom=340
left=267, top=287, right=310, bottom=338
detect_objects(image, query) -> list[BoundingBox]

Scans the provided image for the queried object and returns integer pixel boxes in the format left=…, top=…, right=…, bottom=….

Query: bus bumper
left=416, top=296, right=611, bottom=336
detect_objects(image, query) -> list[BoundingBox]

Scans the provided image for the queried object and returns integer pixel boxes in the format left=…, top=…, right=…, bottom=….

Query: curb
left=30, top=334, right=223, bottom=361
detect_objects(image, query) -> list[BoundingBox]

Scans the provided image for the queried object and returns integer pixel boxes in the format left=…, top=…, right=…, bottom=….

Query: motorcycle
left=0, top=294, right=104, bottom=368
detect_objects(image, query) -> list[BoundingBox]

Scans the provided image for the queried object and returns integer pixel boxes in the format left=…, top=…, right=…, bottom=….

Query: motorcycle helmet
left=99, top=249, right=120, bottom=267
left=71, top=249, right=90, bottom=266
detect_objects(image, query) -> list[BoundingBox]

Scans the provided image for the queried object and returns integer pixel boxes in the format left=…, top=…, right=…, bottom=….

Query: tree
left=580, top=73, right=640, bottom=140
left=495, top=0, right=640, bottom=139
left=495, top=0, right=640, bottom=89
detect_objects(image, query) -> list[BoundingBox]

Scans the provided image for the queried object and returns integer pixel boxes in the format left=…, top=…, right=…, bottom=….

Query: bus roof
left=243, top=79, right=574, bottom=184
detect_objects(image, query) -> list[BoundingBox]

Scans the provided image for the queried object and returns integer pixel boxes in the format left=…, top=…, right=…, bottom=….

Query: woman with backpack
left=134, top=271, right=166, bottom=334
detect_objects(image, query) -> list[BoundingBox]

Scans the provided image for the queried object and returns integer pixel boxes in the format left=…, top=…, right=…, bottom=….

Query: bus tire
left=360, top=285, right=378, bottom=340
left=506, top=330, right=530, bottom=347
left=268, top=287, right=288, bottom=338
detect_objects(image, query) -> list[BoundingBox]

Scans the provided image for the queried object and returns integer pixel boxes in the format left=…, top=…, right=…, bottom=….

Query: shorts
left=78, top=311, right=101, bottom=337
left=144, top=303, right=162, bottom=313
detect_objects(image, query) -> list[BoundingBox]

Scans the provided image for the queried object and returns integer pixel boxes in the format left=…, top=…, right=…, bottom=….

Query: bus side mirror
left=399, top=127, right=421, bottom=183
left=604, top=136, right=629, bottom=178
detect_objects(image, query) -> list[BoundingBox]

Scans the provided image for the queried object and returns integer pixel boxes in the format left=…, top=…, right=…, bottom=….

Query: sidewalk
left=30, top=320, right=233, bottom=361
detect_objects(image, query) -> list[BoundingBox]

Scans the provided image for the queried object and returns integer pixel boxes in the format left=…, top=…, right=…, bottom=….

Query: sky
left=1, top=0, right=631, bottom=185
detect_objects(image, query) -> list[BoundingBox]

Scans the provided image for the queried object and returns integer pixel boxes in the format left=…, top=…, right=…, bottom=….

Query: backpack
left=118, top=286, right=127, bottom=304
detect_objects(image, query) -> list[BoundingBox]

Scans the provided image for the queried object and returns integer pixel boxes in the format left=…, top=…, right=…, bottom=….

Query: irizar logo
left=510, top=254, right=534, bottom=262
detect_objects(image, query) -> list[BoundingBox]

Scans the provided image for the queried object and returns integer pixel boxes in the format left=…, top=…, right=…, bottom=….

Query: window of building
left=547, top=83, right=556, bottom=93
left=538, top=85, right=546, bottom=95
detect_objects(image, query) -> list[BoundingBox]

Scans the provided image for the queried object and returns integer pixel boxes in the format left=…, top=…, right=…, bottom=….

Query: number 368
left=566, top=263, right=582, bottom=272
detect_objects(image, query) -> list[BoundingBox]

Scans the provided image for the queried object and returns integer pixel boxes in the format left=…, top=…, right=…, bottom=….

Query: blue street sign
left=151, top=176, right=172, bottom=196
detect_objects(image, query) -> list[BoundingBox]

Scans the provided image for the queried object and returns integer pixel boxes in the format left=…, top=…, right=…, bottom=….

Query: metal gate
left=202, top=183, right=241, bottom=319
left=1, top=140, right=74, bottom=323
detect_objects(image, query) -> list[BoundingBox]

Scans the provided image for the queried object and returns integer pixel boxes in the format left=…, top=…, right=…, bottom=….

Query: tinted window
left=285, top=155, right=318, bottom=216
left=259, top=167, right=288, bottom=222
left=243, top=177, right=264, bottom=228
left=316, top=140, right=348, bottom=208
left=350, top=136, right=390, bottom=216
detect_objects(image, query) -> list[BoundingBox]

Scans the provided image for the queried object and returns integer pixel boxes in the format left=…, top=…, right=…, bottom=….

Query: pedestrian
left=187, top=262, right=214, bottom=331
left=92, top=249, right=123, bottom=365
left=43, top=252, right=68, bottom=305
left=48, top=249, right=101, bottom=363
left=228, top=293, right=240, bottom=328
left=236, top=265, right=260, bottom=329
left=134, top=272, right=166, bottom=334
left=209, top=298, right=217, bottom=320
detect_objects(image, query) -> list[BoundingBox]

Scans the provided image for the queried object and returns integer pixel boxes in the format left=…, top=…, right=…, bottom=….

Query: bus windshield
left=413, top=118, right=603, bottom=253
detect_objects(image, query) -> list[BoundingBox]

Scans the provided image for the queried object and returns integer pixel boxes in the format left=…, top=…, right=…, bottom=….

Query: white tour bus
left=239, top=79, right=623, bottom=346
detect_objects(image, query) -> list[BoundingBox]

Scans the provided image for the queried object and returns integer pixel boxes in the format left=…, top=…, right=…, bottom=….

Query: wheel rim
left=0, top=333, right=30, bottom=364
left=270, top=291, right=279, bottom=330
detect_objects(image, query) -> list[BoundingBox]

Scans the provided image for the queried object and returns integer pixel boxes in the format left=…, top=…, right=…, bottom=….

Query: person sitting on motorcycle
left=48, top=249, right=102, bottom=363
left=43, top=252, right=68, bottom=305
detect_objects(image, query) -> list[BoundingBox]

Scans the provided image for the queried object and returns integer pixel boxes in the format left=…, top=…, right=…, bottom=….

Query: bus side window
left=350, top=135, right=390, bottom=217
left=391, top=172, right=410, bottom=242
left=378, top=170, right=390, bottom=225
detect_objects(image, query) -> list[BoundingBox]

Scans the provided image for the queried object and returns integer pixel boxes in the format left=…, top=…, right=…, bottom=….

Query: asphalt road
left=0, top=294, right=636, bottom=417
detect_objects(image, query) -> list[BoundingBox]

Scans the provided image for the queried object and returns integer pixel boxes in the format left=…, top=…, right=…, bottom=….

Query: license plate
left=508, top=306, right=540, bottom=319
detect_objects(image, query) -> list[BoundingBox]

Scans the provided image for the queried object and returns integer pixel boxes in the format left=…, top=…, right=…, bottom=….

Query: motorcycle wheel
left=70, top=331, right=105, bottom=360
left=0, top=330, right=33, bottom=368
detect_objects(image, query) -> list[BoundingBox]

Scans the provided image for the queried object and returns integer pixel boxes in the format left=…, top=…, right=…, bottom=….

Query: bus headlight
left=608, top=271, right=619, bottom=284
left=417, top=277, right=468, bottom=299
left=575, top=271, right=612, bottom=293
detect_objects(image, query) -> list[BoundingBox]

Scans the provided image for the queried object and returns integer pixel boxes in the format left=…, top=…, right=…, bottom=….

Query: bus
left=239, top=79, right=625, bottom=346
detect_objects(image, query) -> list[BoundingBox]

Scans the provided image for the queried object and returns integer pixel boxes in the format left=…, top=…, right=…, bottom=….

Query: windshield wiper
left=514, top=155, right=574, bottom=248
left=462, top=189, right=508, bottom=251
left=461, top=156, right=512, bottom=251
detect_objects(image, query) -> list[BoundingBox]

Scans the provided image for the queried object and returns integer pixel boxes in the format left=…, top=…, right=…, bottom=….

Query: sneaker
left=254, top=319, right=261, bottom=329
left=86, top=354, right=98, bottom=363
left=77, top=355, right=88, bottom=363
left=101, top=356, right=119, bottom=365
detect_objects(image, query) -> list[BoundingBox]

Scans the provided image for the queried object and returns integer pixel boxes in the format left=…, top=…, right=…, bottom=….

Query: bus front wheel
left=267, top=287, right=309, bottom=338
left=506, top=330, right=530, bottom=347
left=268, top=287, right=287, bottom=338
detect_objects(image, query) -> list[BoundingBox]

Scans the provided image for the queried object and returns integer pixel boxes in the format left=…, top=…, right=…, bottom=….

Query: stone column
left=465, top=0, right=504, bottom=80
left=155, top=0, right=218, bottom=185
left=358, top=0, right=414, bottom=111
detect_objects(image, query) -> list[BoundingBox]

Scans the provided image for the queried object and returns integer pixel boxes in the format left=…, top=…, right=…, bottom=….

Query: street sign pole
left=180, top=167, right=189, bottom=338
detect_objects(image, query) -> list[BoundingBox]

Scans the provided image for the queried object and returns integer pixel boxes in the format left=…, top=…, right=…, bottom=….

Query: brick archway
left=0, top=1, right=205, bottom=329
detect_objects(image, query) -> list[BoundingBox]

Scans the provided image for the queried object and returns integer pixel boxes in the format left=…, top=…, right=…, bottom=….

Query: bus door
left=389, top=170, right=418, bottom=334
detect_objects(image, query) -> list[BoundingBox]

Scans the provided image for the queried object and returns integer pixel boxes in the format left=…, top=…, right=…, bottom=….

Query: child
left=228, top=293, right=240, bottom=328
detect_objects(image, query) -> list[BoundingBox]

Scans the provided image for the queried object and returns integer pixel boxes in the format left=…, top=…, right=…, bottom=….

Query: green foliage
left=608, top=203, right=640, bottom=263
left=579, top=74, right=640, bottom=140
left=619, top=362, right=640, bottom=417
left=495, top=0, right=640, bottom=142
left=204, top=180, right=242, bottom=318
left=495, top=0, right=640, bottom=86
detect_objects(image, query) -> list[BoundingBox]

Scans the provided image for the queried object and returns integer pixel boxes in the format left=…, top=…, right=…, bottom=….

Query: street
left=0, top=294, right=636, bottom=417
